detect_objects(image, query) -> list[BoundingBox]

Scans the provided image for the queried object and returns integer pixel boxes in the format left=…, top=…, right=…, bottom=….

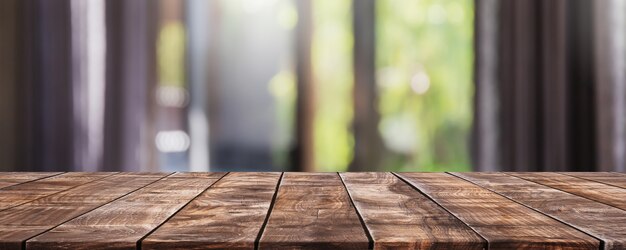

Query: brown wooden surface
left=0, top=172, right=621, bottom=249
left=511, top=172, right=626, bottom=211
left=340, top=172, right=485, bottom=249
left=27, top=172, right=225, bottom=249
left=259, top=173, right=370, bottom=249
left=0, top=173, right=167, bottom=249
left=563, top=172, right=626, bottom=189
left=0, top=172, right=63, bottom=189
left=454, top=172, right=626, bottom=249
left=0, top=172, right=114, bottom=211
left=142, top=172, right=282, bottom=249
left=396, top=172, right=600, bottom=249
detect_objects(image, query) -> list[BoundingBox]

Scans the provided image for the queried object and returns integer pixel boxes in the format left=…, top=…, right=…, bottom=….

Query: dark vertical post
left=351, top=0, right=384, bottom=171
left=294, top=0, right=315, bottom=172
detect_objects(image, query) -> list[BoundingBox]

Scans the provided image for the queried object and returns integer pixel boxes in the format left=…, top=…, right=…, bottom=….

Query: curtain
left=0, top=0, right=20, bottom=171
left=473, top=0, right=626, bottom=172
left=0, top=0, right=158, bottom=172
left=102, top=0, right=158, bottom=171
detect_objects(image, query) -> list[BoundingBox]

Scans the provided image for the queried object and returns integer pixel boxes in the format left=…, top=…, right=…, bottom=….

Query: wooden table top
left=0, top=172, right=624, bottom=250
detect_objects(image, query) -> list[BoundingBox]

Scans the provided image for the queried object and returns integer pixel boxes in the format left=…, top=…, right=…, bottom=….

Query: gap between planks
left=508, top=173, right=626, bottom=212
left=391, top=172, right=489, bottom=248
left=559, top=172, right=626, bottom=190
left=397, top=172, right=600, bottom=249
left=23, top=173, right=175, bottom=249
left=338, top=172, right=374, bottom=250
left=253, top=172, right=284, bottom=250
left=137, top=172, right=230, bottom=250
left=0, top=172, right=65, bottom=191
left=0, top=172, right=116, bottom=213
left=450, top=172, right=606, bottom=249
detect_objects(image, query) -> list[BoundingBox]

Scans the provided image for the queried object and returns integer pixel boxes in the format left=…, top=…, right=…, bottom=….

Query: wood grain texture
left=396, top=172, right=599, bottom=249
left=0, top=172, right=623, bottom=249
left=0, top=172, right=114, bottom=211
left=562, top=172, right=626, bottom=189
left=26, top=172, right=226, bottom=250
left=0, top=173, right=167, bottom=249
left=454, top=172, right=626, bottom=249
left=259, top=172, right=369, bottom=249
left=142, top=172, right=282, bottom=250
left=340, top=172, right=485, bottom=249
left=511, top=172, right=626, bottom=210
left=0, top=172, right=63, bottom=189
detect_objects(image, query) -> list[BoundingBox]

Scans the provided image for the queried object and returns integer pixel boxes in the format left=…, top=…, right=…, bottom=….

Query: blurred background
left=0, top=0, right=624, bottom=172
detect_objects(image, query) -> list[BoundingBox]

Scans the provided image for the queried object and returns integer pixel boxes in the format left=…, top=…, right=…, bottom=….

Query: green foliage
left=312, top=0, right=354, bottom=171
left=376, top=0, right=474, bottom=171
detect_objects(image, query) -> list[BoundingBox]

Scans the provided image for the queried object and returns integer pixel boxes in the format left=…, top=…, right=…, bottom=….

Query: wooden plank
left=0, top=172, right=114, bottom=211
left=340, top=172, right=485, bottom=249
left=0, top=172, right=63, bottom=189
left=454, top=172, right=626, bottom=249
left=142, top=172, right=282, bottom=249
left=562, top=172, right=626, bottom=189
left=0, top=172, right=168, bottom=249
left=511, top=172, right=626, bottom=210
left=259, top=172, right=369, bottom=249
left=396, top=173, right=599, bottom=249
left=27, top=172, right=226, bottom=249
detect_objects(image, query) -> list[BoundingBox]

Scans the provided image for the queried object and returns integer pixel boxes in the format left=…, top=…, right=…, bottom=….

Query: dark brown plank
left=142, top=172, right=282, bottom=249
left=0, top=172, right=63, bottom=189
left=259, top=172, right=369, bottom=249
left=511, top=172, right=626, bottom=211
left=0, top=173, right=168, bottom=249
left=562, top=172, right=626, bottom=189
left=340, top=172, right=485, bottom=249
left=454, top=172, right=626, bottom=249
left=396, top=173, right=599, bottom=249
left=27, top=172, right=226, bottom=249
left=0, top=172, right=114, bottom=211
